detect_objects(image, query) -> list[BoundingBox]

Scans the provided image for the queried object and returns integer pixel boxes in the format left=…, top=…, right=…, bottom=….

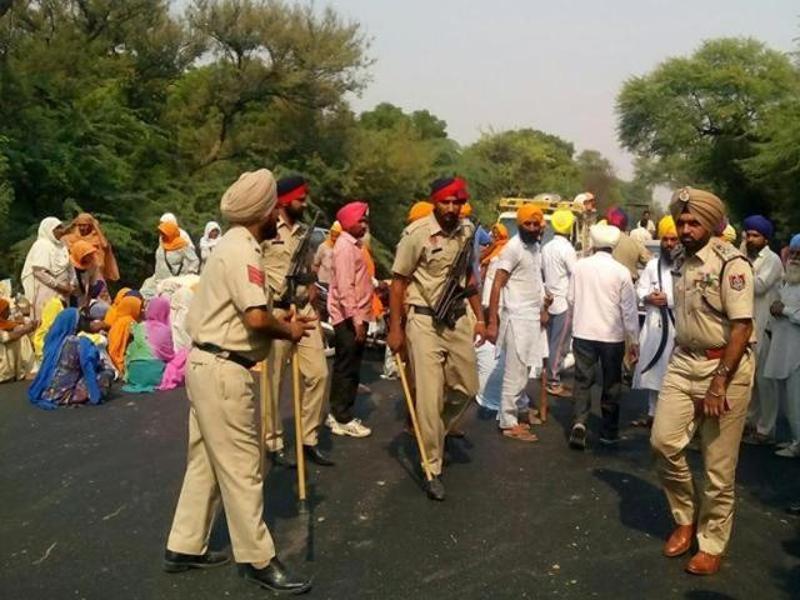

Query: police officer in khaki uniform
left=163, top=169, right=314, bottom=594
left=651, top=187, right=755, bottom=577
left=262, top=176, right=332, bottom=468
left=387, top=176, right=484, bottom=502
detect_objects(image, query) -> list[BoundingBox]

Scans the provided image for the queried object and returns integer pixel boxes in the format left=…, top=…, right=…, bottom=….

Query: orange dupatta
left=108, top=296, right=143, bottom=372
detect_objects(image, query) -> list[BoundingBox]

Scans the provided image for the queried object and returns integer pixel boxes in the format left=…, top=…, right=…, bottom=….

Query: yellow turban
left=721, top=224, right=736, bottom=243
left=669, top=187, right=725, bottom=235
left=517, top=204, right=544, bottom=225
left=657, top=216, right=677, bottom=239
left=551, top=209, right=575, bottom=235
left=407, top=201, right=434, bottom=223
left=220, top=169, right=278, bottom=224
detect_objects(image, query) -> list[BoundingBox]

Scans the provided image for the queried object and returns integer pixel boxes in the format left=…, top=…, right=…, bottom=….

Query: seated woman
left=199, top=221, right=221, bottom=270
left=0, top=298, right=36, bottom=383
left=32, top=296, right=65, bottom=367
left=123, top=297, right=177, bottom=393
left=107, top=296, right=143, bottom=376
left=141, top=222, right=199, bottom=298
left=28, top=308, right=115, bottom=409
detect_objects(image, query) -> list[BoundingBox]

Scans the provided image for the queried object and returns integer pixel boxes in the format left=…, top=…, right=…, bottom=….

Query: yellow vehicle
left=496, top=193, right=585, bottom=246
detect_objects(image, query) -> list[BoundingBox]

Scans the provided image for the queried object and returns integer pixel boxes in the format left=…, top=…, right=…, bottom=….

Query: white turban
left=160, top=212, right=178, bottom=224
left=573, top=192, right=595, bottom=207
left=220, top=169, right=278, bottom=224
left=590, top=223, right=621, bottom=249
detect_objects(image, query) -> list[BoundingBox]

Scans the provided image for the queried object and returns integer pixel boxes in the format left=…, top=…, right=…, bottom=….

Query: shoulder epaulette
left=711, top=239, right=744, bottom=263
left=401, top=217, right=431, bottom=238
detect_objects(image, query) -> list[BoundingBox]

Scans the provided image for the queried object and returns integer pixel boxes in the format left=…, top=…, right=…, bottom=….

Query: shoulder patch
left=728, top=273, right=746, bottom=291
left=247, top=264, right=265, bottom=286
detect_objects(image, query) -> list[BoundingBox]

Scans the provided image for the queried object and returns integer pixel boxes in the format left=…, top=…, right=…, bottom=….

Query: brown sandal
left=501, top=424, right=539, bottom=442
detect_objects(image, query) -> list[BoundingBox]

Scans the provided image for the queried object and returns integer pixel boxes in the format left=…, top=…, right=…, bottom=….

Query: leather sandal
left=501, top=424, right=538, bottom=443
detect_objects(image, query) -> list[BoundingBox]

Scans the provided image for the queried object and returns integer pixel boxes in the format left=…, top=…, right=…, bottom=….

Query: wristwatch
left=713, top=363, right=731, bottom=378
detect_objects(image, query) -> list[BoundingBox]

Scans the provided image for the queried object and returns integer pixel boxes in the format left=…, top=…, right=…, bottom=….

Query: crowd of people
left=2, top=168, right=799, bottom=593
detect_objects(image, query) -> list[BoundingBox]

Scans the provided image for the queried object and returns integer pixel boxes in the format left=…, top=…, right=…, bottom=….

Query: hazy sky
left=316, top=0, right=798, bottom=179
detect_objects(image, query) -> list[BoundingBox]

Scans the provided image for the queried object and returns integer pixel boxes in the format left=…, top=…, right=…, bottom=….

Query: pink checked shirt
left=328, top=231, right=374, bottom=326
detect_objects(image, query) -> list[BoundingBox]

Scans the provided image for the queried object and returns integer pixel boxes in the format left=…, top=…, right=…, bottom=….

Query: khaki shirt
left=673, top=238, right=754, bottom=351
left=391, top=213, right=475, bottom=308
left=186, top=226, right=271, bottom=362
left=261, top=216, right=310, bottom=302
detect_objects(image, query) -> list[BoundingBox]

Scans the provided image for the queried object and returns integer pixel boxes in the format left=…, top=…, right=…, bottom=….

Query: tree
left=457, top=128, right=581, bottom=222
left=617, top=37, right=800, bottom=232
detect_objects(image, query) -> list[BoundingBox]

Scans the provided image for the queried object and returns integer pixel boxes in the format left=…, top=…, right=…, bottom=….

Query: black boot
left=240, top=558, right=312, bottom=594
left=304, top=445, right=335, bottom=466
left=163, top=549, right=229, bottom=573
left=426, top=476, right=446, bottom=501
left=269, top=449, right=297, bottom=469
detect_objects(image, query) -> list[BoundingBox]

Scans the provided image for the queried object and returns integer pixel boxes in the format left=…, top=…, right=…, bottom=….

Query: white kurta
left=751, top=246, right=784, bottom=344
left=496, top=236, right=545, bottom=367
left=762, top=282, right=800, bottom=380
left=633, top=257, right=675, bottom=391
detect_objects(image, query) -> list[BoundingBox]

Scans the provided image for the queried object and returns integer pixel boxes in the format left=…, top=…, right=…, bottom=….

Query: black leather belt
left=194, top=343, right=256, bottom=370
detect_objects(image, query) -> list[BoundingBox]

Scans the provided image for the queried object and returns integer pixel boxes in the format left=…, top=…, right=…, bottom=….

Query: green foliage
left=617, top=37, right=800, bottom=238
left=0, top=0, right=650, bottom=287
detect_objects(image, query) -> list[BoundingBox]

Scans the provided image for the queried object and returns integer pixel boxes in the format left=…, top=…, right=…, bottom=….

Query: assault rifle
left=282, top=212, right=321, bottom=307
left=432, top=228, right=477, bottom=328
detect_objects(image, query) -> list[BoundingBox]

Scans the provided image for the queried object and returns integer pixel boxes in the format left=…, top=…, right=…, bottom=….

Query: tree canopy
left=617, top=37, right=800, bottom=239
left=0, top=0, right=677, bottom=285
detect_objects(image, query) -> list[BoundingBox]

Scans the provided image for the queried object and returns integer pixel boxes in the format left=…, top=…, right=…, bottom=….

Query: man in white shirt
left=631, top=216, right=678, bottom=427
left=542, top=209, right=577, bottom=397
left=567, top=224, right=640, bottom=449
left=741, top=215, right=785, bottom=445
left=487, top=205, right=546, bottom=442
left=756, top=234, right=800, bottom=457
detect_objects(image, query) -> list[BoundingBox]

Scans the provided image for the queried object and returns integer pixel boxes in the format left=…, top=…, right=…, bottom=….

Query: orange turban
left=158, top=222, right=188, bottom=251
left=517, top=204, right=544, bottom=225
left=407, top=201, right=434, bottom=224
left=460, top=202, right=473, bottom=218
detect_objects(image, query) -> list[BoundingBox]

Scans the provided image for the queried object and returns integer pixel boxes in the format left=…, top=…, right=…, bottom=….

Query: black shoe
left=163, top=549, right=229, bottom=573
left=569, top=424, right=587, bottom=450
left=787, top=502, right=800, bottom=516
left=426, top=476, right=446, bottom=501
left=269, top=450, right=297, bottom=469
left=598, top=435, right=623, bottom=447
left=304, top=445, right=335, bottom=466
left=240, top=558, right=312, bottom=594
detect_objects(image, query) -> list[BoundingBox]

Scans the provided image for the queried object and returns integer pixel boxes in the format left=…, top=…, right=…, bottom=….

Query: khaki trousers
left=167, top=348, right=276, bottom=564
left=264, top=306, right=328, bottom=452
left=650, top=350, right=754, bottom=555
left=405, top=310, right=479, bottom=476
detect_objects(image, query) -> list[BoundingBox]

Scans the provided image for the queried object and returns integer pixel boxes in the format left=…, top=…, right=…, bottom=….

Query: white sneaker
left=775, top=442, right=800, bottom=458
left=324, top=414, right=338, bottom=430
left=330, top=417, right=372, bottom=438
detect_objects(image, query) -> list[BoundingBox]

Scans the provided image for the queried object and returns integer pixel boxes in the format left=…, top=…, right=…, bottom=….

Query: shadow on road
left=593, top=467, right=671, bottom=539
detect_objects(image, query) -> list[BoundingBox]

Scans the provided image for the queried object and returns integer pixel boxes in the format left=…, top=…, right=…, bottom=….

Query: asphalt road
left=1, top=355, right=799, bottom=599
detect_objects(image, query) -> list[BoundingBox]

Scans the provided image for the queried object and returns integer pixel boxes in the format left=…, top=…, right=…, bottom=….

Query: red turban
left=336, top=201, right=369, bottom=230
left=276, top=175, right=309, bottom=207
left=430, top=177, right=469, bottom=203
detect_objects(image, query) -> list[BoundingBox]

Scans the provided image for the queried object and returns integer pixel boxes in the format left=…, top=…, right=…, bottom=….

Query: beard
left=519, top=229, right=540, bottom=245
left=786, top=261, right=800, bottom=285
left=660, top=248, right=674, bottom=266
left=285, top=203, right=305, bottom=221
left=438, top=212, right=459, bottom=232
